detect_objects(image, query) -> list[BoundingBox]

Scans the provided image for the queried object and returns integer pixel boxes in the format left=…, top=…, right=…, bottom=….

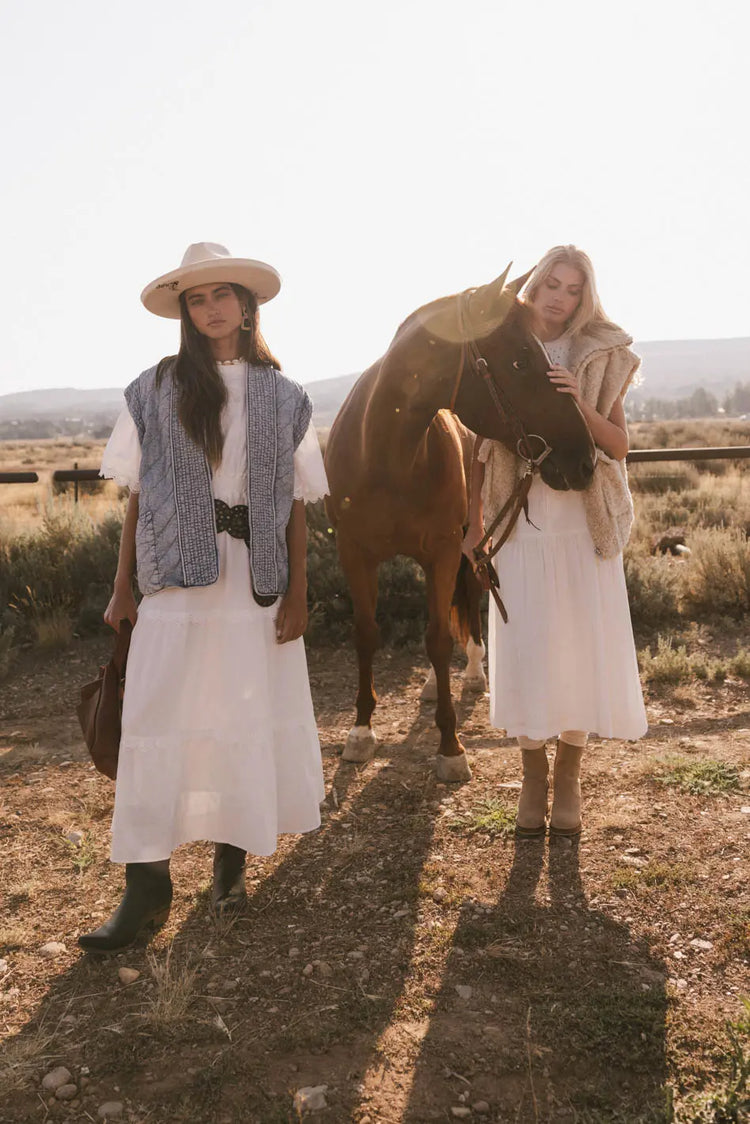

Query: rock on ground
left=293, top=1085, right=328, bottom=1112
left=98, top=1102, right=124, bottom=1119
left=42, top=1067, right=72, bottom=1091
left=39, top=942, right=67, bottom=958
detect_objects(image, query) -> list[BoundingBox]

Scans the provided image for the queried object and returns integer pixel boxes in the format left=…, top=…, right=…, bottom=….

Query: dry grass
left=0, top=437, right=119, bottom=537
left=1, top=422, right=750, bottom=1122
left=145, top=943, right=199, bottom=1030
left=0, top=1025, right=56, bottom=1097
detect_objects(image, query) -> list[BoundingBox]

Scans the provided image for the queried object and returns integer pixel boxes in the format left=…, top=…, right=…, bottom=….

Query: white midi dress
left=482, top=339, right=648, bottom=743
left=100, top=361, right=328, bottom=863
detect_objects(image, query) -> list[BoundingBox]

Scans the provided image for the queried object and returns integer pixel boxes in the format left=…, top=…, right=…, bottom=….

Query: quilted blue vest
left=124, top=362, right=312, bottom=597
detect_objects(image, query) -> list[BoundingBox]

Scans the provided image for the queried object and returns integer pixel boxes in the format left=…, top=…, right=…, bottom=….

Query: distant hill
left=0, top=387, right=126, bottom=417
left=632, top=337, right=750, bottom=401
left=1, top=338, right=748, bottom=438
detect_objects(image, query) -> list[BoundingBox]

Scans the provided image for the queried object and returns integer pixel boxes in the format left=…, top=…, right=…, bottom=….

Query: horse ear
left=488, top=262, right=513, bottom=303
left=507, top=267, right=534, bottom=296
left=469, top=262, right=518, bottom=333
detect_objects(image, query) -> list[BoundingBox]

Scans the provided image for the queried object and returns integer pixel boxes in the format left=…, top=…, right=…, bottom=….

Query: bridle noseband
left=450, top=290, right=554, bottom=622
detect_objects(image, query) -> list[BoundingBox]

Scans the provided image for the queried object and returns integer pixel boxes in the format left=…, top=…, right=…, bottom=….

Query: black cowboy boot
left=78, top=862, right=172, bottom=953
left=212, top=843, right=247, bottom=915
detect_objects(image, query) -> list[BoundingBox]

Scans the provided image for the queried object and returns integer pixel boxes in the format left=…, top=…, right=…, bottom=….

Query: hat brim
left=141, top=258, right=281, bottom=319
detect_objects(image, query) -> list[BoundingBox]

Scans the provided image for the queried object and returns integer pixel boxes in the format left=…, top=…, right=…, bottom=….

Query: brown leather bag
left=76, top=620, right=133, bottom=780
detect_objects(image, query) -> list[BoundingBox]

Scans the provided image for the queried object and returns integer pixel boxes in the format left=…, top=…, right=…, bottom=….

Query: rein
left=450, top=290, right=553, bottom=623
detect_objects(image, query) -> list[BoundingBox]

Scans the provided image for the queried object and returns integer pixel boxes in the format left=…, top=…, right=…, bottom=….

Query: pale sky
left=1, top=0, right=747, bottom=397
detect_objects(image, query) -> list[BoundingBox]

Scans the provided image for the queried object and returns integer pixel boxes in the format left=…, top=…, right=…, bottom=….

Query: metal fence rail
left=0, top=472, right=39, bottom=483
left=1, top=447, right=749, bottom=500
left=627, top=446, right=750, bottom=464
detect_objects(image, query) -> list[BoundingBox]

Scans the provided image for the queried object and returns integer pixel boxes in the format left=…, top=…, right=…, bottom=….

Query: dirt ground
left=1, top=633, right=749, bottom=1123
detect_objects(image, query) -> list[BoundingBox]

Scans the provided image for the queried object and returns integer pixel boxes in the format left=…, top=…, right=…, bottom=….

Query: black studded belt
left=214, top=499, right=277, bottom=607
left=214, top=498, right=250, bottom=544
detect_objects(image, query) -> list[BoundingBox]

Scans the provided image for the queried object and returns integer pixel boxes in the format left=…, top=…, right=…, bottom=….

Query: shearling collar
left=566, top=324, right=634, bottom=375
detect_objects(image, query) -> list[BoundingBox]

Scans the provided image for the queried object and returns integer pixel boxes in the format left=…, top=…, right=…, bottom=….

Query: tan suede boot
left=549, top=739, right=583, bottom=838
left=515, top=749, right=549, bottom=838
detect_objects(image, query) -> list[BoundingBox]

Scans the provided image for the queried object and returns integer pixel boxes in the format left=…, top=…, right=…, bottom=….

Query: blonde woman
left=464, top=245, right=647, bottom=839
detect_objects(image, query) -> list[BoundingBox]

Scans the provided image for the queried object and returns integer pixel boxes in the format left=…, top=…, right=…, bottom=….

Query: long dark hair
left=156, top=284, right=281, bottom=466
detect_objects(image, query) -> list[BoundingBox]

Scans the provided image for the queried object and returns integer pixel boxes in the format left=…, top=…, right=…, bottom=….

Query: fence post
left=74, top=462, right=79, bottom=504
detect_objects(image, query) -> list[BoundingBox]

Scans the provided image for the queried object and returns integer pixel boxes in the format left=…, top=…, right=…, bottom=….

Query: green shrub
left=650, top=755, right=741, bottom=796
left=0, top=503, right=122, bottom=643
left=684, top=527, right=750, bottom=618
left=638, top=636, right=693, bottom=683
left=624, top=547, right=680, bottom=627
left=730, top=647, right=750, bottom=679
left=638, top=636, right=729, bottom=684
left=0, top=621, right=14, bottom=679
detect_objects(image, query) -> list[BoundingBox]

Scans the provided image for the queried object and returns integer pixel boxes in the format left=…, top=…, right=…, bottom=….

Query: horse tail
left=451, top=553, right=483, bottom=648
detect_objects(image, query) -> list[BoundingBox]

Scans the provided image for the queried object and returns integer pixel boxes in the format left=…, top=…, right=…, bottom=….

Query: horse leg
left=420, top=666, right=438, bottom=702
left=463, top=565, right=487, bottom=692
left=424, top=548, right=472, bottom=783
left=422, top=553, right=486, bottom=699
left=338, top=537, right=380, bottom=763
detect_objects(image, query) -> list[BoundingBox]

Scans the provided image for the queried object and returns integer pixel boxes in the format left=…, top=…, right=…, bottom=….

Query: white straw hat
left=141, top=242, right=281, bottom=319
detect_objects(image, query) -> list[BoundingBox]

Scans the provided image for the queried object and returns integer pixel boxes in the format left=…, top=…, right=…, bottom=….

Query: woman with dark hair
left=464, top=245, right=647, bottom=841
left=79, top=243, right=328, bottom=952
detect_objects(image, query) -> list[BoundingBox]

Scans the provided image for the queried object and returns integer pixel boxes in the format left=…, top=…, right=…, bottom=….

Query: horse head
left=415, top=266, right=596, bottom=491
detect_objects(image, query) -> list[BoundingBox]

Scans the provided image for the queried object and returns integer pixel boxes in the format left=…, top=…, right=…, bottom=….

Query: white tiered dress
left=481, top=339, right=648, bottom=742
left=100, top=362, right=328, bottom=863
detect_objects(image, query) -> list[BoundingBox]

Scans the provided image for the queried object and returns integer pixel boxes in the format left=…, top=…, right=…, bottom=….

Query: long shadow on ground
left=402, top=841, right=669, bottom=1123
left=1, top=700, right=449, bottom=1122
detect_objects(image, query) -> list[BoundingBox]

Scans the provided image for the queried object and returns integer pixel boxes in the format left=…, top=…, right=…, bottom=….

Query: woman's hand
left=275, top=587, right=308, bottom=644
left=462, top=523, right=485, bottom=564
left=547, top=364, right=582, bottom=405
left=462, top=524, right=491, bottom=590
left=103, top=584, right=138, bottom=631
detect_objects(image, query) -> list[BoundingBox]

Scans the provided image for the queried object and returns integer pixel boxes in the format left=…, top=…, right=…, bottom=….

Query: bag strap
left=111, top=619, right=133, bottom=675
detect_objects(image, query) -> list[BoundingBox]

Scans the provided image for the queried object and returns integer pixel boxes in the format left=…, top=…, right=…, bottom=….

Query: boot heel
left=149, top=907, right=171, bottom=930
left=78, top=863, right=173, bottom=953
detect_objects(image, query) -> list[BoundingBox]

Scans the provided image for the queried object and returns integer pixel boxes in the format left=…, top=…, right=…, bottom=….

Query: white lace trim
left=294, top=423, right=329, bottom=503
left=99, top=460, right=141, bottom=492
left=101, top=406, right=141, bottom=491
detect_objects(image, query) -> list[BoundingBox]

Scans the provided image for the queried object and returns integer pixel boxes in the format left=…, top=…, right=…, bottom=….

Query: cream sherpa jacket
left=480, top=326, right=641, bottom=559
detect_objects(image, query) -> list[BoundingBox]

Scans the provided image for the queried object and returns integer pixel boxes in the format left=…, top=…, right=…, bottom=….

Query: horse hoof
left=420, top=670, right=438, bottom=702
left=343, top=727, right=377, bottom=763
left=463, top=672, right=487, bottom=693
left=435, top=753, right=472, bottom=783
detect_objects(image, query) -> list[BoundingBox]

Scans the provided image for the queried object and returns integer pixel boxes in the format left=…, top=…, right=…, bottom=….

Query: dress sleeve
left=293, top=422, right=329, bottom=503
left=100, top=405, right=141, bottom=492
left=477, top=437, right=492, bottom=464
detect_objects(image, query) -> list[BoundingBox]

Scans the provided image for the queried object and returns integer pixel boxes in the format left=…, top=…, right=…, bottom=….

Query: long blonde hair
left=521, top=245, right=623, bottom=339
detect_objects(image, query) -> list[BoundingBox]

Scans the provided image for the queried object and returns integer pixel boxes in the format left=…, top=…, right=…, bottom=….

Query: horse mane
left=388, top=291, right=465, bottom=351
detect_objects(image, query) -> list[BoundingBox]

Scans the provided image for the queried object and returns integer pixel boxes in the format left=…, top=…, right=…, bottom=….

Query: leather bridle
left=449, top=289, right=554, bottom=622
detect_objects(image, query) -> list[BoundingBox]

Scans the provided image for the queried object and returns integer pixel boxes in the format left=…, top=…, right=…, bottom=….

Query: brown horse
left=324, top=266, right=596, bottom=781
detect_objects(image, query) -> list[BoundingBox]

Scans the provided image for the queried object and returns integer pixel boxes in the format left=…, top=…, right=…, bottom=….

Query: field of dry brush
left=0, top=424, right=748, bottom=1123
